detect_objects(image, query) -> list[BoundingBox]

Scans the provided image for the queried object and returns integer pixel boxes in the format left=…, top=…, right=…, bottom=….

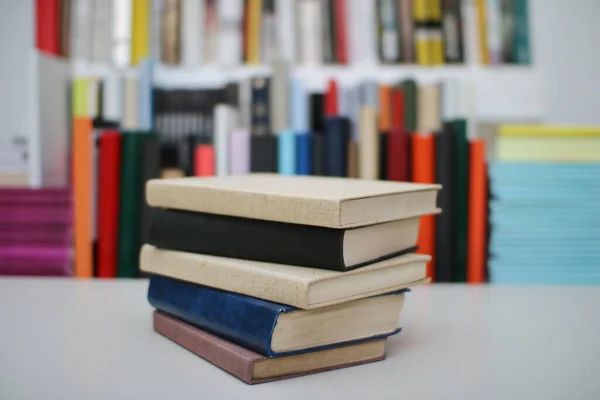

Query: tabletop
left=0, top=278, right=599, bottom=400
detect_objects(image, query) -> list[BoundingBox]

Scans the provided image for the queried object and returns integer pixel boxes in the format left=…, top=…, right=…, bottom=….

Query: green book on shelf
left=400, top=79, right=418, bottom=132
left=117, top=132, right=145, bottom=278
left=450, top=119, right=469, bottom=282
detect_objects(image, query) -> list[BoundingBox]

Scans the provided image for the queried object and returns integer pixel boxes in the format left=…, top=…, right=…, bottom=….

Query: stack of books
left=490, top=125, right=600, bottom=284
left=140, top=174, right=440, bottom=383
left=0, top=188, right=72, bottom=276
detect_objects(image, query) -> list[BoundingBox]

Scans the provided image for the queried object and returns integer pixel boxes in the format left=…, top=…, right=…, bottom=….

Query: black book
left=324, top=117, right=350, bottom=177
left=251, top=77, right=270, bottom=136
left=442, top=0, right=465, bottom=63
left=434, top=128, right=456, bottom=282
left=148, top=208, right=419, bottom=271
left=312, top=133, right=326, bottom=176
left=379, top=132, right=388, bottom=180
left=310, top=93, right=325, bottom=134
left=250, top=134, right=278, bottom=172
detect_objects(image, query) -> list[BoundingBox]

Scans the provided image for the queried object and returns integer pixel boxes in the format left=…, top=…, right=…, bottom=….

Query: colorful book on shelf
left=153, top=311, right=386, bottom=385
left=467, top=138, right=487, bottom=284
left=148, top=275, right=407, bottom=357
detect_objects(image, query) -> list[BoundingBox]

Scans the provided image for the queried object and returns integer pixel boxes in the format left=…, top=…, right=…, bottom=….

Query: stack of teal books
left=490, top=126, right=600, bottom=284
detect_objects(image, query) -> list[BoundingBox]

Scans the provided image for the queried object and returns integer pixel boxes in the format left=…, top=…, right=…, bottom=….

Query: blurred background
left=0, top=0, right=598, bottom=283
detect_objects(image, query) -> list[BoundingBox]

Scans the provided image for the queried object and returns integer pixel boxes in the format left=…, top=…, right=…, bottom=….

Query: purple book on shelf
left=0, top=206, right=72, bottom=224
left=0, top=228, right=71, bottom=247
left=0, top=247, right=72, bottom=276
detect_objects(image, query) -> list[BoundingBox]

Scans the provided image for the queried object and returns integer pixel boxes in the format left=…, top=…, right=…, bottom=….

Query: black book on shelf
left=250, top=134, right=277, bottom=172
left=324, top=117, right=350, bottom=177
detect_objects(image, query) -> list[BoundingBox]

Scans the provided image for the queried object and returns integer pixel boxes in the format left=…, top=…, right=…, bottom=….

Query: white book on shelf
left=91, top=0, right=114, bottom=63
left=72, top=0, right=93, bottom=62
left=356, top=0, right=377, bottom=65
left=122, top=73, right=139, bottom=130
left=112, top=0, right=132, bottom=67
left=486, top=0, right=502, bottom=64
left=181, top=0, right=204, bottom=66
left=103, top=72, right=122, bottom=123
left=214, top=104, right=238, bottom=176
left=87, top=78, right=99, bottom=119
left=276, top=0, right=296, bottom=64
left=298, top=0, right=323, bottom=66
left=461, top=0, right=479, bottom=65
left=218, top=0, right=243, bottom=66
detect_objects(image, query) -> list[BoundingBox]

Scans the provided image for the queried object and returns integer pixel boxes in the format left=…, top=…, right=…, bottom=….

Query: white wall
left=531, top=0, right=600, bottom=125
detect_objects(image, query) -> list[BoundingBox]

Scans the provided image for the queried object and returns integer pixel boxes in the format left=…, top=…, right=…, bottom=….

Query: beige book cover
left=141, top=244, right=430, bottom=309
left=146, top=174, right=440, bottom=228
left=358, top=106, right=379, bottom=180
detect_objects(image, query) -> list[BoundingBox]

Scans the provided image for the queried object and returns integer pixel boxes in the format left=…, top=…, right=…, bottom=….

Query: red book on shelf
left=387, top=128, right=410, bottom=181
left=97, top=131, right=122, bottom=278
left=194, top=145, right=215, bottom=176
left=391, top=89, right=405, bottom=130
left=411, top=134, right=436, bottom=281
left=334, top=0, right=348, bottom=64
left=36, top=0, right=60, bottom=55
left=325, top=79, right=339, bottom=117
left=467, top=139, right=487, bottom=284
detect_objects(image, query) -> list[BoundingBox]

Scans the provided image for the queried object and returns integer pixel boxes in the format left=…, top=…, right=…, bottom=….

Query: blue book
left=277, top=130, right=296, bottom=175
left=324, top=117, right=350, bottom=177
left=295, top=132, right=312, bottom=175
left=148, top=276, right=405, bottom=357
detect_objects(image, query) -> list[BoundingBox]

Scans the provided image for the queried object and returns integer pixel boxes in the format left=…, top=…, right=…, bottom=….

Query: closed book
left=36, top=0, right=60, bottom=55
left=153, top=311, right=386, bottom=384
left=229, top=129, right=251, bottom=175
left=117, top=132, right=144, bottom=278
left=398, top=0, right=414, bottom=62
left=311, top=134, right=326, bottom=176
left=400, top=80, right=418, bottom=132
left=97, top=131, right=121, bottom=278
left=411, top=134, right=437, bottom=280
left=194, top=144, right=215, bottom=176
left=295, top=132, right=312, bottom=175
left=512, top=0, right=530, bottom=64
left=435, top=128, right=455, bottom=282
left=334, top=0, right=348, bottom=63
left=131, top=0, right=151, bottom=65
left=148, top=208, right=420, bottom=270
left=358, top=106, right=379, bottom=180
left=442, top=0, right=464, bottom=63
left=0, top=247, right=71, bottom=276
left=250, top=135, right=278, bottom=172
left=278, top=130, right=296, bottom=175
left=146, top=174, right=440, bottom=228
left=141, top=244, right=429, bottom=309
left=251, top=77, right=270, bottom=136
left=379, top=133, right=388, bottom=180
left=451, top=120, right=469, bottom=282
left=324, top=117, right=350, bottom=177
left=467, top=139, right=487, bottom=283
left=149, top=276, right=406, bottom=356
left=376, top=0, right=400, bottom=63
left=139, top=133, right=160, bottom=252
left=387, top=129, right=410, bottom=182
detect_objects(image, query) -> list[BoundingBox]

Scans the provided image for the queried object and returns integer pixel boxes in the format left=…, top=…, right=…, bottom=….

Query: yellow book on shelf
left=72, top=78, right=89, bottom=117
left=427, top=0, right=442, bottom=21
left=475, top=0, right=489, bottom=64
left=247, top=0, right=262, bottom=64
left=131, top=0, right=150, bottom=65
left=430, top=30, right=444, bottom=65
left=415, top=28, right=432, bottom=66
left=413, top=0, right=428, bottom=23
left=497, top=125, right=600, bottom=162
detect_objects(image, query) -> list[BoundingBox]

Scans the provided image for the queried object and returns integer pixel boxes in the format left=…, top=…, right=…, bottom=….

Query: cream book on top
left=146, top=174, right=441, bottom=228
left=140, top=245, right=430, bottom=309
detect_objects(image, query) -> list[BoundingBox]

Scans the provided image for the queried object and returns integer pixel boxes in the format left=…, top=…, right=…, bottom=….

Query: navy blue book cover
left=148, top=276, right=404, bottom=357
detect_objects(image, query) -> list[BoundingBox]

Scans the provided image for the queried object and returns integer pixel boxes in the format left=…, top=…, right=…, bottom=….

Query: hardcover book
left=146, top=174, right=440, bottom=229
left=153, top=311, right=386, bottom=384
left=148, top=208, right=420, bottom=271
left=148, top=276, right=405, bottom=356
left=141, top=245, right=429, bottom=309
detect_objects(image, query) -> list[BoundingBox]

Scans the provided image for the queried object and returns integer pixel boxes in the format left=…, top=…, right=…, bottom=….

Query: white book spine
left=238, top=78, right=252, bottom=130
left=103, top=73, right=122, bottom=123
left=441, top=79, right=459, bottom=121
left=91, top=0, right=114, bottom=63
left=462, top=0, right=479, bottom=65
left=181, top=0, right=202, bottom=65
left=87, top=78, right=98, bottom=119
left=122, top=74, right=139, bottom=130
left=214, top=104, right=237, bottom=176
left=218, top=0, right=243, bottom=66
left=298, top=0, right=322, bottom=66
left=276, top=0, right=295, bottom=63
left=486, top=0, right=502, bottom=64
left=72, top=0, right=93, bottom=62
left=359, top=0, right=377, bottom=65
left=113, top=0, right=132, bottom=67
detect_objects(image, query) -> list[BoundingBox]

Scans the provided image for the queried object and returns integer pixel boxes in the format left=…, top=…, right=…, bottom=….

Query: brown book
left=161, top=0, right=181, bottom=64
left=347, top=141, right=358, bottom=178
left=153, top=311, right=386, bottom=384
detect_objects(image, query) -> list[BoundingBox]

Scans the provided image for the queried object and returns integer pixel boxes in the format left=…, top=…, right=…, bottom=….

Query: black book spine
left=379, top=132, right=388, bottom=180
left=149, top=208, right=347, bottom=270
left=312, top=134, right=326, bottom=176
left=324, top=117, right=350, bottom=177
left=250, top=135, right=278, bottom=172
left=435, top=128, right=456, bottom=282
left=442, top=0, right=464, bottom=63
left=310, top=93, right=325, bottom=134
left=251, top=77, right=271, bottom=136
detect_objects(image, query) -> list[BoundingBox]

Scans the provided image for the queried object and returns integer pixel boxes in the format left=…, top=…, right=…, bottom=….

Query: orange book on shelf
left=468, top=139, right=487, bottom=283
left=72, top=118, right=93, bottom=278
left=411, top=134, right=436, bottom=280
left=378, top=85, right=392, bottom=132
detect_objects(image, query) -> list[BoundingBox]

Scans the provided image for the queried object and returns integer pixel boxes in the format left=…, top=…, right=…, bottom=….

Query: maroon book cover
left=153, top=312, right=386, bottom=384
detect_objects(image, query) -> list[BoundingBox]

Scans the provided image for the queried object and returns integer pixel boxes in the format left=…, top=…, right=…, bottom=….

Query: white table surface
left=1, top=278, right=599, bottom=400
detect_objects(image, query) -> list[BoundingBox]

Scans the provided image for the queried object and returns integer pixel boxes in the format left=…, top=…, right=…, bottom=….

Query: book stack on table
left=141, top=174, right=440, bottom=384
